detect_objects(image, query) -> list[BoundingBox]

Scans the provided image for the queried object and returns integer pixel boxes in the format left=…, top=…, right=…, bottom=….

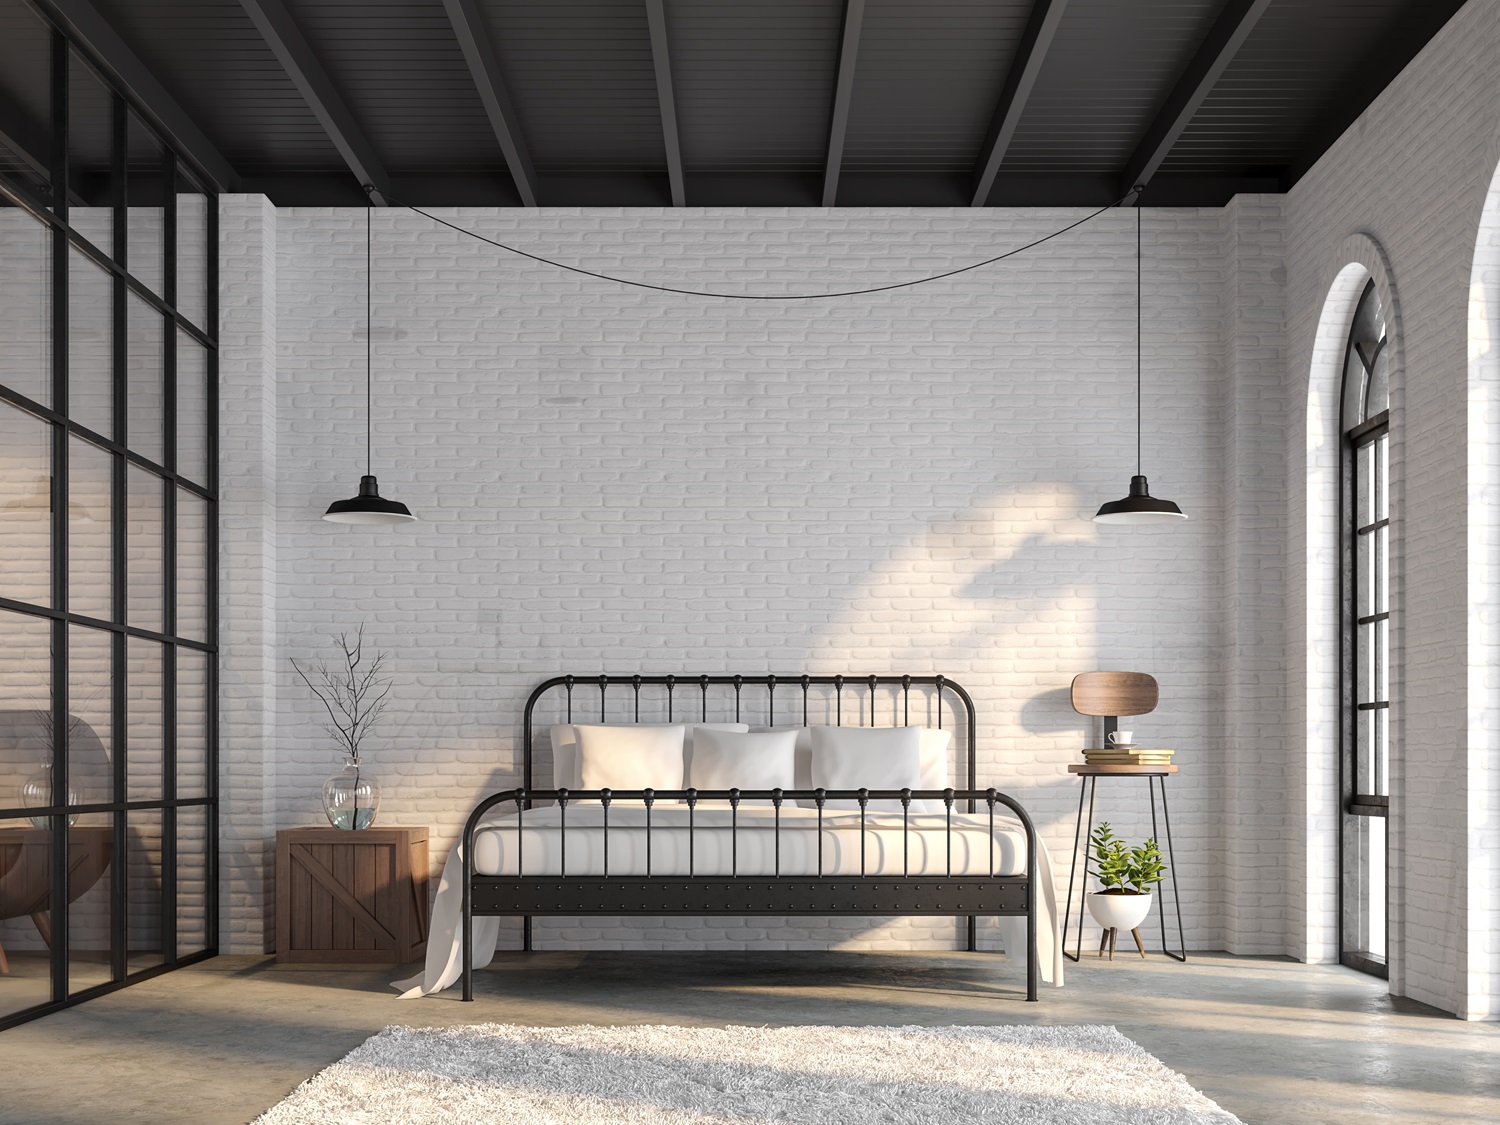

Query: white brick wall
left=218, top=203, right=1239, bottom=956
left=1282, top=0, right=1500, bottom=1019
left=219, top=196, right=280, bottom=954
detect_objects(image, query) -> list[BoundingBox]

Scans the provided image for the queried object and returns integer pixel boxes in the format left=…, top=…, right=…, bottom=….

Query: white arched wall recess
left=1299, top=234, right=1404, bottom=985
left=1465, top=162, right=1500, bottom=1022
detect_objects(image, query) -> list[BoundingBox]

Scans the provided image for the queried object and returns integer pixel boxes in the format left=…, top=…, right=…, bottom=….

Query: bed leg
left=523, top=916, right=533, bottom=952
left=967, top=915, right=976, bottom=952
left=462, top=904, right=473, bottom=1002
left=462, top=845, right=474, bottom=1002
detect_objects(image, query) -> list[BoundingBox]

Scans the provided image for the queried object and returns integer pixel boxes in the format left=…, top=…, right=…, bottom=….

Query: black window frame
left=1338, top=278, right=1390, bottom=980
left=0, top=5, right=218, bottom=1031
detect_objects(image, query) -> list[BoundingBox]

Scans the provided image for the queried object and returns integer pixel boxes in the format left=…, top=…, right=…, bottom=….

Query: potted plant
left=1085, top=821, right=1167, bottom=936
left=292, top=625, right=393, bottom=830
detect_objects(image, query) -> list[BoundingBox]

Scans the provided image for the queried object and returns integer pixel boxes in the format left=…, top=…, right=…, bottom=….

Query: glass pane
left=1367, top=343, right=1390, bottom=417
left=1356, top=623, right=1375, bottom=705
left=1355, top=532, right=1373, bottom=619
left=68, top=248, right=114, bottom=438
left=0, top=402, right=53, bottom=608
left=1376, top=708, right=1389, bottom=796
left=0, top=139, right=51, bottom=205
left=68, top=49, right=117, bottom=252
left=1342, top=812, right=1386, bottom=959
left=0, top=216, right=52, bottom=407
left=1341, top=347, right=1366, bottom=432
left=1355, top=709, right=1375, bottom=795
left=176, top=648, right=208, bottom=800
left=1374, top=525, right=1388, bottom=614
left=177, top=331, right=209, bottom=486
left=126, top=806, right=164, bottom=972
left=126, top=292, right=164, bottom=463
left=126, top=113, right=166, bottom=298
left=69, top=812, right=118, bottom=995
left=0, top=609, right=51, bottom=815
left=127, top=466, right=164, bottom=632
left=0, top=813, right=56, bottom=1014
left=177, top=804, right=208, bottom=955
left=67, top=625, right=113, bottom=810
left=177, top=490, right=208, bottom=643
left=1355, top=442, right=1374, bottom=528
left=175, top=171, right=209, bottom=329
left=0, top=5, right=52, bottom=207
left=1375, top=619, right=1389, bottom=702
left=69, top=436, right=113, bottom=621
left=126, top=638, right=163, bottom=804
left=1377, top=435, right=1389, bottom=521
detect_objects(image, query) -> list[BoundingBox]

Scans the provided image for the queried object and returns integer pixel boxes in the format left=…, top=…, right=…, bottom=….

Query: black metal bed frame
left=461, top=674, right=1040, bottom=1001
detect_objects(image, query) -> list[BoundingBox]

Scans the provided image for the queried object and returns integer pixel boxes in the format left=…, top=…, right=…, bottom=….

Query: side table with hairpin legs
left=1062, top=764, right=1187, bottom=962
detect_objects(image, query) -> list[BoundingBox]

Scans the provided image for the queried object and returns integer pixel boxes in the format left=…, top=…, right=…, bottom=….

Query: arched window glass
left=1340, top=279, right=1389, bottom=978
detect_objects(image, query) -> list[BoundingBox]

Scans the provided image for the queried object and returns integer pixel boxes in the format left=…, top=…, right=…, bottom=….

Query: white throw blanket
left=393, top=806, right=1065, bottom=998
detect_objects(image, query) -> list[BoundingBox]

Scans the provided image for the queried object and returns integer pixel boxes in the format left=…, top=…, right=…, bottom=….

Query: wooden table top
left=1068, top=764, right=1178, bottom=775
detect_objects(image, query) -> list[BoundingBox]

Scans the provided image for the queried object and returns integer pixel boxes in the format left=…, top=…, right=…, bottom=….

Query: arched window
left=1340, top=279, right=1389, bottom=977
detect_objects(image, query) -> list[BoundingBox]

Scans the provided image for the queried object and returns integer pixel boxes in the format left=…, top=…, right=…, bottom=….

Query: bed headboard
left=521, top=673, right=976, bottom=795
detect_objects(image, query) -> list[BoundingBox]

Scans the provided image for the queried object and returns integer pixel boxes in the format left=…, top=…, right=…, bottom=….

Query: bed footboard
left=460, top=786, right=1040, bottom=1003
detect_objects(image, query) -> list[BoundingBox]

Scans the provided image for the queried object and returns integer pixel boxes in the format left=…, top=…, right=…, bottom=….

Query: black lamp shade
left=323, top=475, right=417, bottom=525
left=1093, top=474, right=1188, bottom=525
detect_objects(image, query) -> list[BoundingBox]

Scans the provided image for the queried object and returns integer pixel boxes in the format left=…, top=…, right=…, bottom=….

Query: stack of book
left=1082, top=746, right=1175, bottom=766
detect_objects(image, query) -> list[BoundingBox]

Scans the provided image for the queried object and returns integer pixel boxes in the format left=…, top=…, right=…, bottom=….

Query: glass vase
left=19, top=763, right=79, bottom=829
left=322, top=756, right=380, bottom=830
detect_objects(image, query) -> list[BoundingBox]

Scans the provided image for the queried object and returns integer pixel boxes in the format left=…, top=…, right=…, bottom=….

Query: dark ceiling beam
left=822, top=0, right=866, bottom=207
left=441, top=0, right=538, bottom=207
left=237, top=0, right=391, bottom=204
left=643, top=0, right=685, bottom=207
left=970, top=0, right=1070, bottom=207
left=1118, top=0, right=1272, bottom=200
left=34, top=0, right=239, bottom=192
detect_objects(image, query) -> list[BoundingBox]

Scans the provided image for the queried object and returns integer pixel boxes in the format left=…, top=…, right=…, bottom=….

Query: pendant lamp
left=324, top=197, right=417, bottom=525
left=1093, top=187, right=1187, bottom=525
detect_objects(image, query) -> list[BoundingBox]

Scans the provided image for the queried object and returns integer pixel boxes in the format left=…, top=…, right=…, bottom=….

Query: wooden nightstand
left=275, top=826, right=429, bottom=964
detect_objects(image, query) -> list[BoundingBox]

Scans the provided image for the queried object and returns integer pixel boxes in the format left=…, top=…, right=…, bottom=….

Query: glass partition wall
left=0, top=4, right=217, bottom=1028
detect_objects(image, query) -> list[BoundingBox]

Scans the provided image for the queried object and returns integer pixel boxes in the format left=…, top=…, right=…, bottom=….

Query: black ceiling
left=1, top=0, right=1472, bottom=207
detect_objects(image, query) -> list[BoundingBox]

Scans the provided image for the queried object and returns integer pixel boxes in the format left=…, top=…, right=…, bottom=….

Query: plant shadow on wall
left=803, top=484, right=1126, bottom=947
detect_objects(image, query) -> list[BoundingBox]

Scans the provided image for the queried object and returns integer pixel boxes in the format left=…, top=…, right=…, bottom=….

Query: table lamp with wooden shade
left=1070, top=671, right=1159, bottom=748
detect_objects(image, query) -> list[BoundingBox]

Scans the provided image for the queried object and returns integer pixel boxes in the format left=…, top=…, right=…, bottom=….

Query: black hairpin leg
left=1063, top=774, right=1097, bottom=963
left=1147, top=775, right=1187, bottom=962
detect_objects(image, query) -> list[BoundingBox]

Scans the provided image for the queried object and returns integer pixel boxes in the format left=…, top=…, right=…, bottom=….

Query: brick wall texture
left=213, top=0, right=1500, bottom=1020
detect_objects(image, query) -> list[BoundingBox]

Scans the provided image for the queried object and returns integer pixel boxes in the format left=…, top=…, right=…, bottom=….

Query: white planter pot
left=1086, top=891, right=1153, bottom=932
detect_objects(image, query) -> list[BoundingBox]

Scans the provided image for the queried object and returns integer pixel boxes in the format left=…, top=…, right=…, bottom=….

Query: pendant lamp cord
left=366, top=196, right=373, bottom=478
left=1136, top=186, right=1143, bottom=477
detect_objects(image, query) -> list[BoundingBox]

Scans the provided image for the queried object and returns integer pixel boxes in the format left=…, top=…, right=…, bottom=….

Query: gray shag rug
left=255, top=1023, right=1243, bottom=1124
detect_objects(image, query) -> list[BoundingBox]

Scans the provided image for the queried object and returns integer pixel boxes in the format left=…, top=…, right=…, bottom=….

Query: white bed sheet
left=394, top=805, right=1065, bottom=998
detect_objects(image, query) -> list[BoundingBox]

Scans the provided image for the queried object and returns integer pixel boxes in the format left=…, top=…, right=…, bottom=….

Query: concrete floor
left=0, top=950, right=1495, bottom=1124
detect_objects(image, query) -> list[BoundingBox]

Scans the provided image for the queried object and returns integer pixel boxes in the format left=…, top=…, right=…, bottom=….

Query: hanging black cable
left=378, top=186, right=1134, bottom=300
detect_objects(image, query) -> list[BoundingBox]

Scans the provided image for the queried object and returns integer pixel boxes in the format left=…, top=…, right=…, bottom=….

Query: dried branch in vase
left=291, top=623, right=394, bottom=763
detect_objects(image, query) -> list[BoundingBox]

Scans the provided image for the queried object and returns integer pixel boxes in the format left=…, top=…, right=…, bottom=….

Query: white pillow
left=573, top=724, right=685, bottom=792
left=688, top=729, right=797, bottom=805
left=754, top=725, right=952, bottom=811
left=548, top=722, right=749, bottom=791
left=810, top=725, right=922, bottom=812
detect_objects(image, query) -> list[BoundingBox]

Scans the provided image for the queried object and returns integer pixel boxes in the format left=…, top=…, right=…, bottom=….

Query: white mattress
left=394, top=803, right=1066, bottom=999
left=471, top=805, right=1024, bottom=878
